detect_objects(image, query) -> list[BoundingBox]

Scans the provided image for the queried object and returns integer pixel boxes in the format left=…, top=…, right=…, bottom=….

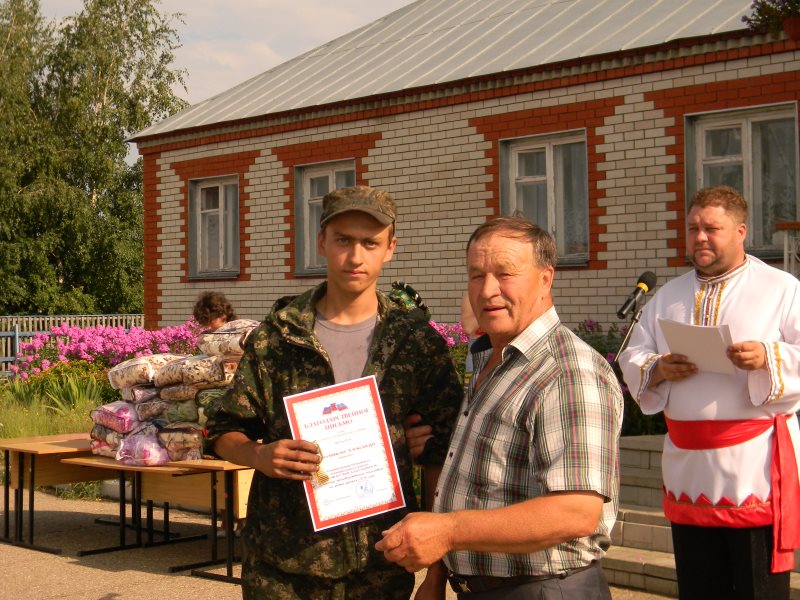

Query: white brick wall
left=145, top=47, right=799, bottom=331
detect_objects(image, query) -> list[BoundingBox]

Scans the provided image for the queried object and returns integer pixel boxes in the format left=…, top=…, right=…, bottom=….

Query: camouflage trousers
left=241, top=553, right=415, bottom=600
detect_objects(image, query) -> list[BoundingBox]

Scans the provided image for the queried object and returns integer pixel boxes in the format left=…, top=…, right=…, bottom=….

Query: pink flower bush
left=11, top=317, right=469, bottom=379
left=429, top=321, right=470, bottom=348
left=12, top=320, right=202, bottom=379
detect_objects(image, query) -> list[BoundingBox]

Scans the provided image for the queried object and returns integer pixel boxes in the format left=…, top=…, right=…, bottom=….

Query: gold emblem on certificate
left=310, top=442, right=330, bottom=488
left=284, top=376, right=405, bottom=531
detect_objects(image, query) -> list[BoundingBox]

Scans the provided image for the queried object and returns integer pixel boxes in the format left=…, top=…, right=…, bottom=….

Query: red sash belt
left=665, top=415, right=800, bottom=573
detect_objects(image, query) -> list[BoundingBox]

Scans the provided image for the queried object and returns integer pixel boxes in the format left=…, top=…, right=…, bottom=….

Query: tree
left=0, top=0, right=187, bottom=315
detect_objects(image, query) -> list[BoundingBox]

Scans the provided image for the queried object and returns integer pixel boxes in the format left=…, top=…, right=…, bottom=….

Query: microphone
left=617, top=271, right=657, bottom=319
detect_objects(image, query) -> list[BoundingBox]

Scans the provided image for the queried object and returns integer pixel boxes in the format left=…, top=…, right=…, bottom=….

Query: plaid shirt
left=433, top=307, right=623, bottom=577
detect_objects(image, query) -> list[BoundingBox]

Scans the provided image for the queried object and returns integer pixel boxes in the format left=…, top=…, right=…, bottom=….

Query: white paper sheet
left=283, top=375, right=405, bottom=531
left=658, top=318, right=735, bottom=375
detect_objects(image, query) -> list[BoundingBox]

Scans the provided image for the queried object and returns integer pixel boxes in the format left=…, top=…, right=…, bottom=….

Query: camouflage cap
left=319, top=186, right=396, bottom=228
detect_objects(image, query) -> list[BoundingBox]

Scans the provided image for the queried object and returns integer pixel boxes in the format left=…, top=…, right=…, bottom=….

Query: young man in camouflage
left=204, top=186, right=463, bottom=599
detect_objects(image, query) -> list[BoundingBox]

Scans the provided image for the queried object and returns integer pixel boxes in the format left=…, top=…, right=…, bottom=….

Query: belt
left=666, top=415, right=800, bottom=573
left=447, top=562, right=596, bottom=594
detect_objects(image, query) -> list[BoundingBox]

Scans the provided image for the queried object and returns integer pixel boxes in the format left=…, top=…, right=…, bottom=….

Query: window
left=188, top=176, right=239, bottom=278
left=687, top=104, right=798, bottom=256
left=295, top=160, right=356, bottom=274
left=500, top=132, right=588, bottom=264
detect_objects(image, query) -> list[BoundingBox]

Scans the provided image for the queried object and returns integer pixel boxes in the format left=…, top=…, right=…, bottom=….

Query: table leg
left=146, top=500, right=154, bottom=545
left=211, top=472, right=218, bottom=561
left=3, top=450, right=9, bottom=541
left=6, top=453, right=61, bottom=554
left=15, top=453, right=23, bottom=542
left=134, top=471, right=142, bottom=547
left=77, top=471, right=141, bottom=556
left=27, top=454, right=35, bottom=543
left=120, top=471, right=127, bottom=548
left=223, top=470, right=235, bottom=578
left=171, top=471, right=238, bottom=582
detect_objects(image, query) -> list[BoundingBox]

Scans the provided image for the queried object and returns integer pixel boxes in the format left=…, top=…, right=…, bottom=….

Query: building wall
left=139, top=39, right=800, bottom=330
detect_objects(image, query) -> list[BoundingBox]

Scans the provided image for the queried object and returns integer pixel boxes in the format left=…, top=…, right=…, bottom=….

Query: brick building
left=131, top=0, right=799, bottom=330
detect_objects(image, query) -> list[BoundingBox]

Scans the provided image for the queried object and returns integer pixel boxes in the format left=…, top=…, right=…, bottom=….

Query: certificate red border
left=283, top=375, right=405, bottom=531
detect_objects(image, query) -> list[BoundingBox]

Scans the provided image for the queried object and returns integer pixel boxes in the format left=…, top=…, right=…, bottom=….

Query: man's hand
left=652, top=353, right=697, bottom=385
left=375, top=512, right=455, bottom=572
left=403, top=413, right=433, bottom=463
left=251, top=438, right=320, bottom=480
left=727, top=341, right=767, bottom=371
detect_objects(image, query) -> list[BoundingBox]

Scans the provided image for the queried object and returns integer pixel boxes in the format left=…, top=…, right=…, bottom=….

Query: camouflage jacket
left=204, top=282, right=463, bottom=579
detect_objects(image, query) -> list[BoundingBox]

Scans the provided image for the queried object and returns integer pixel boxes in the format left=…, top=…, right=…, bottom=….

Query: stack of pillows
left=89, top=319, right=259, bottom=466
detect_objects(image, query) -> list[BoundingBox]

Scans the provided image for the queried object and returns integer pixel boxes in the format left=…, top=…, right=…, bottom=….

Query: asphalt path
left=0, top=491, right=672, bottom=599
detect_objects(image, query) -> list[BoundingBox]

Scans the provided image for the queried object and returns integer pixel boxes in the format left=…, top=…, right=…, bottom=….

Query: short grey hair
left=467, top=215, right=557, bottom=268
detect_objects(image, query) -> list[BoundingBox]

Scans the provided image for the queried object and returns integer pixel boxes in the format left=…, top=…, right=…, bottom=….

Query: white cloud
left=39, top=0, right=413, bottom=104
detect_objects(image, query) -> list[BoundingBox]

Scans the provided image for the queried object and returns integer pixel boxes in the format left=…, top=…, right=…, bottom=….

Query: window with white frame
left=188, top=176, right=240, bottom=278
left=295, top=160, right=356, bottom=274
left=500, top=132, right=589, bottom=264
left=687, top=104, right=798, bottom=255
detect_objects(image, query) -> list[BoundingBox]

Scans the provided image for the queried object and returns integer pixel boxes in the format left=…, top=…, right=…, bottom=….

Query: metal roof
left=133, top=0, right=753, bottom=139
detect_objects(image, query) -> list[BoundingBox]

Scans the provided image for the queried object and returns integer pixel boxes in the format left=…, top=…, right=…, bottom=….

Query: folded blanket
left=196, top=319, right=259, bottom=356
left=158, top=423, right=205, bottom=461
left=108, top=354, right=187, bottom=389
left=154, top=354, right=237, bottom=388
left=120, top=384, right=160, bottom=403
left=116, top=431, right=170, bottom=466
left=158, top=383, right=200, bottom=403
left=90, top=401, right=139, bottom=434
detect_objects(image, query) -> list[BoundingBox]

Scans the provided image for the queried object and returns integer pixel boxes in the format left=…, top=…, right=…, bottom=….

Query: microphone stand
left=611, top=300, right=644, bottom=391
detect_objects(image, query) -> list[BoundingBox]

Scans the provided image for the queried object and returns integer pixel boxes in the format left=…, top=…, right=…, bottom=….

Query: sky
left=38, top=0, right=414, bottom=106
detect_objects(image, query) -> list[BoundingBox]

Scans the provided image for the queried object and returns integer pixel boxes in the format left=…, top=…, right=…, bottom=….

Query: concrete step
left=612, top=505, right=672, bottom=554
left=604, top=545, right=677, bottom=597
left=619, top=435, right=664, bottom=509
left=604, top=545, right=800, bottom=598
left=619, top=468, right=664, bottom=509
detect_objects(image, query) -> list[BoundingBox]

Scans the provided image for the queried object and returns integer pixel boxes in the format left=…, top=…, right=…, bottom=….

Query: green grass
left=0, top=376, right=100, bottom=439
left=0, top=373, right=106, bottom=495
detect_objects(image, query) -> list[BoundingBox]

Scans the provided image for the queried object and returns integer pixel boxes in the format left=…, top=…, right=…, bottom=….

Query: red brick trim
left=135, top=37, right=796, bottom=155
left=644, top=72, right=800, bottom=267
left=143, top=153, right=161, bottom=329
left=470, top=97, right=626, bottom=270
left=144, top=150, right=260, bottom=328
left=272, top=133, right=382, bottom=277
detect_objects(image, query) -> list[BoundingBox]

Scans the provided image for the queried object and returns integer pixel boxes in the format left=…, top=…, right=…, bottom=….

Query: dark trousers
left=671, top=523, right=790, bottom=600
left=456, top=562, right=611, bottom=600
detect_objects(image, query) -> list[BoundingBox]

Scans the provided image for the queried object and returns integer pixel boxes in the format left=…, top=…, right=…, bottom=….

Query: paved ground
left=0, top=491, right=673, bottom=599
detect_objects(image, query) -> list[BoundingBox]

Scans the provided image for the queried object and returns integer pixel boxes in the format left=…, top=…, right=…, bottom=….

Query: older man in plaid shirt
left=377, top=216, right=624, bottom=599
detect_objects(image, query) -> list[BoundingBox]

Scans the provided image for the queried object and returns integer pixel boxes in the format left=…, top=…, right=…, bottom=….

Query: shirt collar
left=472, top=306, right=560, bottom=361
left=695, top=255, right=750, bottom=285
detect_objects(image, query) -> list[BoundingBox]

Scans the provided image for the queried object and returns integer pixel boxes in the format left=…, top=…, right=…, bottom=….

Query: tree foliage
left=0, top=0, right=187, bottom=315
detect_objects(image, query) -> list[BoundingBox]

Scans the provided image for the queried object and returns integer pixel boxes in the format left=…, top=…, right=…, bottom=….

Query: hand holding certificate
left=283, top=376, right=405, bottom=531
left=658, top=318, right=735, bottom=375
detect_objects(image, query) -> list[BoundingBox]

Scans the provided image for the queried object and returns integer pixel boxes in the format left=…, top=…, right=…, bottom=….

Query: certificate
left=658, top=318, right=735, bottom=375
left=283, top=375, right=405, bottom=531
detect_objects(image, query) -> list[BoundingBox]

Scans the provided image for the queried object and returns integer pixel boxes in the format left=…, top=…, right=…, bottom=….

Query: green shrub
left=449, top=344, right=468, bottom=383
left=572, top=319, right=666, bottom=437
left=0, top=361, right=108, bottom=439
left=52, top=481, right=103, bottom=500
left=743, top=0, right=800, bottom=34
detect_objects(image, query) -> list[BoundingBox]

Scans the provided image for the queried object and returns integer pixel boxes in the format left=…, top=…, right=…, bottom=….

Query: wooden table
left=166, top=459, right=253, bottom=583
left=0, top=433, right=116, bottom=554
left=61, top=456, right=209, bottom=556
left=62, top=455, right=253, bottom=584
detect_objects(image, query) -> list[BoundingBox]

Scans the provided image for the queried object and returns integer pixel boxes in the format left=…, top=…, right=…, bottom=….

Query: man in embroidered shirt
left=377, top=215, right=623, bottom=599
left=618, top=186, right=800, bottom=599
